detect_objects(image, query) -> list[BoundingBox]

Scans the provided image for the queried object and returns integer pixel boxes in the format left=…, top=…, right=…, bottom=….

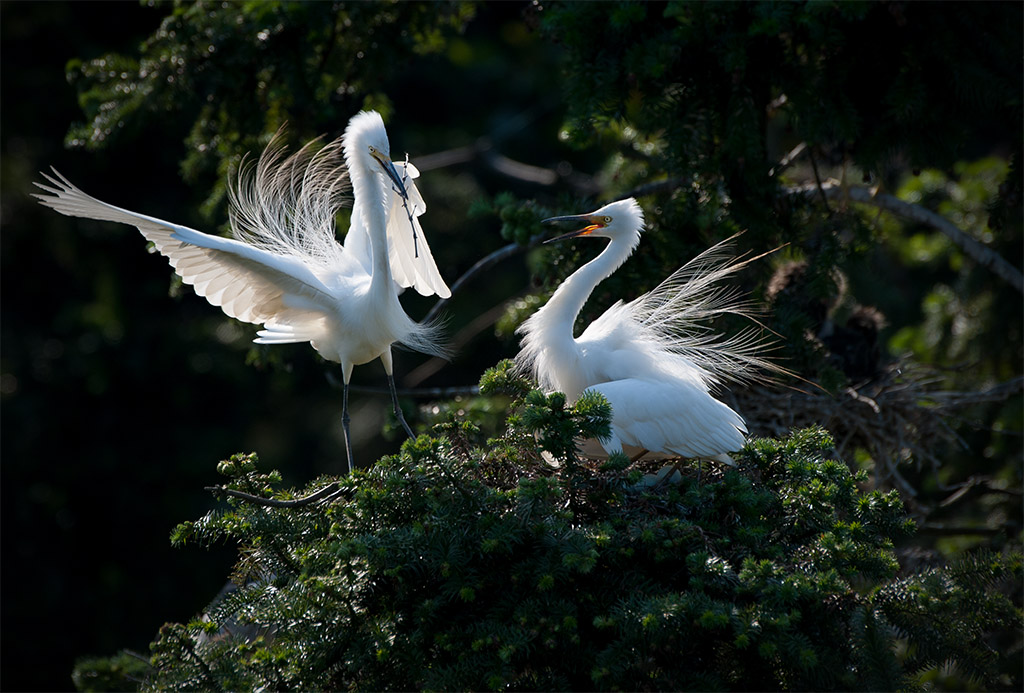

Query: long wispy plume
left=624, top=235, right=789, bottom=385
left=227, top=129, right=353, bottom=269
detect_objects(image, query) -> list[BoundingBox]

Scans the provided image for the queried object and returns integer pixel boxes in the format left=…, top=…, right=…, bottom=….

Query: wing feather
left=384, top=161, right=451, bottom=298
left=589, top=378, right=746, bottom=459
left=33, top=169, right=337, bottom=328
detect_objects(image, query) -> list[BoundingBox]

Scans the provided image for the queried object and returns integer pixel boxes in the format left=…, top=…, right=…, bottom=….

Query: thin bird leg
left=651, top=460, right=684, bottom=490
left=341, top=367, right=354, bottom=475
left=388, top=374, right=416, bottom=439
left=654, top=461, right=693, bottom=489
left=630, top=448, right=651, bottom=463
left=381, top=350, right=415, bottom=440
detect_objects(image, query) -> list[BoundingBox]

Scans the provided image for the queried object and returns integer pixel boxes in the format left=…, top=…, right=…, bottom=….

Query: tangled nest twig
left=728, top=363, right=1023, bottom=521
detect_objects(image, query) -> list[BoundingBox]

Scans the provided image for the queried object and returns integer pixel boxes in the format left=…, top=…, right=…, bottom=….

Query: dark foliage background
left=1, top=1, right=1020, bottom=690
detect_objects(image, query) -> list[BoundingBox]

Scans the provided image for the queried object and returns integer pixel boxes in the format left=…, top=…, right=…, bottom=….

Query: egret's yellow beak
left=541, top=214, right=606, bottom=243
left=371, top=149, right=409, bottom=200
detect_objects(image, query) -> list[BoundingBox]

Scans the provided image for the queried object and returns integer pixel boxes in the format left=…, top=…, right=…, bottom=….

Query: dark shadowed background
left=2, top=2, right=1020, bottom=690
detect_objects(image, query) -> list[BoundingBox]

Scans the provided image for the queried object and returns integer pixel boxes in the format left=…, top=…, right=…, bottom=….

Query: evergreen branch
left=789, top=181, right=1024, bottom=293
left=168, top=626, right=219, bottom=691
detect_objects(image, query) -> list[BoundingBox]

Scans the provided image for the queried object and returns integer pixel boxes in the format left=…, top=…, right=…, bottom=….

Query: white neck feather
left=349, top=160, right=393, bottom=293
left=544, top=232, right=638, bottom=338
left=517, top=228, right=640, bottom=393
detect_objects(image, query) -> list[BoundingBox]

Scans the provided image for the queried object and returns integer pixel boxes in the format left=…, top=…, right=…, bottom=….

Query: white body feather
left=517, top=198, right=775, bottom=462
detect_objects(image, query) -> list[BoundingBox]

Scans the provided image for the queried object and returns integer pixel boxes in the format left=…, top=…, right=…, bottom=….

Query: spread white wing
left=33, top=169, right=337, bottom=343
left=384, top=162, right=451, bottom=299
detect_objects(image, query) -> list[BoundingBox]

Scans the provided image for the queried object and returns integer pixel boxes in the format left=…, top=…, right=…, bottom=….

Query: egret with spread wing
left=34, top=110, right=450, bottom=473
left=516, top=198, right=778, bottom=468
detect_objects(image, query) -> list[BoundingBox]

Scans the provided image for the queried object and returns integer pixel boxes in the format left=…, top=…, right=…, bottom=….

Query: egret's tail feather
left=397, top=314, right=452, bottom=362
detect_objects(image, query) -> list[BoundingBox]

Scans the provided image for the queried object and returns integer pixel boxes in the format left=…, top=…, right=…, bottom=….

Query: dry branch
left=731, top=367, right=1023, bottom=516
left=789, top=181, right=1024, bottom=293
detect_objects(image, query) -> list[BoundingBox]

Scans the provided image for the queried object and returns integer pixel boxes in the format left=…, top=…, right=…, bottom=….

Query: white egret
left=516, top=198, right=779, bottom=469
left=34, top=110, right=450, bottom=474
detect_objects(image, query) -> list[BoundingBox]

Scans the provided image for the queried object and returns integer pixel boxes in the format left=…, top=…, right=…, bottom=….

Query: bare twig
left=917, top=522, right=1007, bottom=537
left=619, top=176, right=688, bottom=201
left=207, top=483, right=343, bottom=508
left=769, top=142, right=807, bottom=178
left=423, top=232, right=546, bottom=324
left=807, top=148, right=833, bottom=214
left=422, top=243, right=522, bottom=323
left=789, top=181, right=1024, bottom=293
left=346, top=384, right=480, bottom=398
left=412, top=144, right=477, bottom=172
left=481, top=148, right=558, bottom=185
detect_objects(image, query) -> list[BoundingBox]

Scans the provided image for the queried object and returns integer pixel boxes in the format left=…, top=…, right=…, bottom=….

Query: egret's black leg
left=630, top=448, right=650, bottom=463
left=341, top=379, right=354, bottom=474
left=388, top=374, right=416, bottom=439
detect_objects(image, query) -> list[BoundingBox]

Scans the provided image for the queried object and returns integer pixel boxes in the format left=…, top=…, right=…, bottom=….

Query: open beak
left=372, top=150, right=409, bottom=200
left=541, top=214, right=604, bottom=243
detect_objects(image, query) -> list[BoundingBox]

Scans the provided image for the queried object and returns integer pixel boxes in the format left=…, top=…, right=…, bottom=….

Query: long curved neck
left=543, top=236, right=635, bottom=340
left=351, top=164, right=394, bottom=295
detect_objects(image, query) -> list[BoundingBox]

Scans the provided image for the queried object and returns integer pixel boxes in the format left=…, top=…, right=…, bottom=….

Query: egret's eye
left=603, top=216, right=612, bottom=224
left=368, top=145, right=377, bottom=155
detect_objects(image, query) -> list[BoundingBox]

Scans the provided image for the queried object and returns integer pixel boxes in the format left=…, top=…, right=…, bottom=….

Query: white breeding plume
left=516, top=197, right=779, bottom=466
left=34, top=110, right=450, bottom=473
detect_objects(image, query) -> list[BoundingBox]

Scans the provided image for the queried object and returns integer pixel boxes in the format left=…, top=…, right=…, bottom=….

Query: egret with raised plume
left=516, top=198, right=778, bottom=469
left=34, top=111, right=450, bottom=473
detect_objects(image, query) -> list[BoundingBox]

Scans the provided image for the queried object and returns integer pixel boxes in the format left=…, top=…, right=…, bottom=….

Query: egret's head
left=343, top=110, right=408, bottom=199
left=542, top=198, right=644, bottom=243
